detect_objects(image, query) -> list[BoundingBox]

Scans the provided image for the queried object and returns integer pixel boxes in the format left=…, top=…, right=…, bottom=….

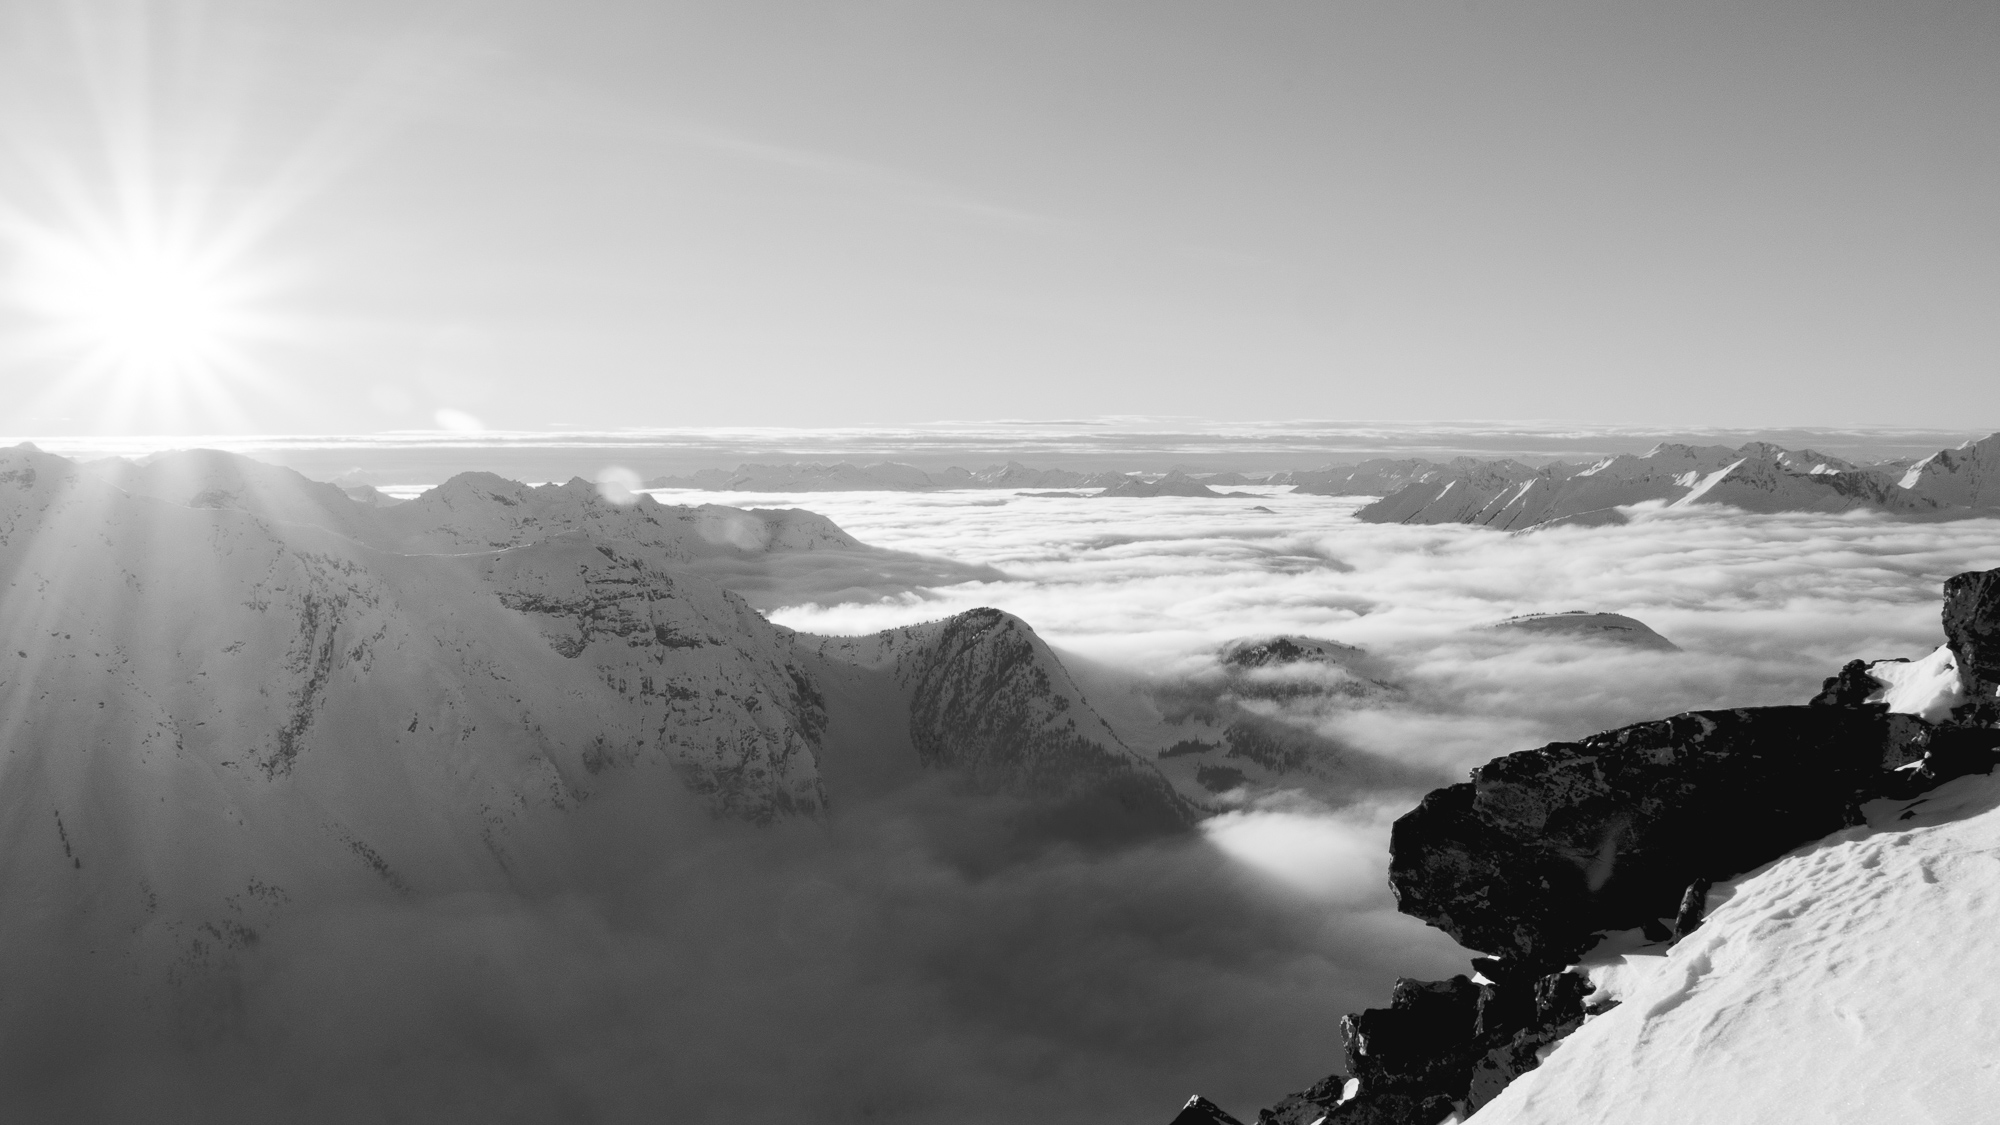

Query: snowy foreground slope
left=1474, top=769, right=2000, bottom=1124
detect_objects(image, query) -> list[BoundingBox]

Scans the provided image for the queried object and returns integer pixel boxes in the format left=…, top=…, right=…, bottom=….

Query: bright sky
left=0, top=0, right=1994, bottom=435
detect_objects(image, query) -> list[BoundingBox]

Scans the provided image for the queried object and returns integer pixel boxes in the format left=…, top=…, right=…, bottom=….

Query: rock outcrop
left=1387, top=705, right=1907, bottom=970
left=1944, top=567, right=2000, bottom=694
left=1167, top=1095, right=1247, bottom=1125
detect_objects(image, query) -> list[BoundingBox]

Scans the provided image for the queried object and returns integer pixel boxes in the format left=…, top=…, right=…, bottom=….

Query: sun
left=28, top=235, right=241, bottom=380
left=2, top=206, right=275, bottom=432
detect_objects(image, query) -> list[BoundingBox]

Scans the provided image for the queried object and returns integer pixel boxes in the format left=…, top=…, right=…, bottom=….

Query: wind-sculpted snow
left=1470, top=769, right=2000, bottom=1124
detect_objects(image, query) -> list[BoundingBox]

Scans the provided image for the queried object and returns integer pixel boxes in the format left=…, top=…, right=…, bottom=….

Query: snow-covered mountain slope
left=84, top=448, right=1000, bottom=611
left=1471, top=768, right=2000, bottom=1124
left=2, top=443, right=1185, bottom=884
left=1352, top=437, right=1993, bottom=529
left=1897, top=432, right=2000, bottom=510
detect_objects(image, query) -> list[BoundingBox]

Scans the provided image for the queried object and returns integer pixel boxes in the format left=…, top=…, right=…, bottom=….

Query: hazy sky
left=0, top=0, right=1993, bottom=435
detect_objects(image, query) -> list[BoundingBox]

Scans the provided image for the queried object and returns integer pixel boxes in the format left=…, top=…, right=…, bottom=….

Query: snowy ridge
left=1352, top=436, right=2000, bottom=530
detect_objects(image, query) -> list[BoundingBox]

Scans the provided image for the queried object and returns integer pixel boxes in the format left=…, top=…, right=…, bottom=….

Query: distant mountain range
left=644, top=460, right=1137, bottom=491
left=625, top=433, right=2000, bottom=522
left=1351, top=433, right=2000, bottom=529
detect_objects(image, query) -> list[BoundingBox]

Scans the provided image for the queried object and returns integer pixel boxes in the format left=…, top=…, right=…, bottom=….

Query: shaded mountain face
left=1350, top=435, right=2000, bottom=530
left=803, top=609, right=1197, bottom=842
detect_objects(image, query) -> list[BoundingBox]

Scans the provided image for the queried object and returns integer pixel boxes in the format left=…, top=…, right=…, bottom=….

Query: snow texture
left=1470, top=768, right=2000, bottom=1124
left=1863, top=644, right=1966, bottom=723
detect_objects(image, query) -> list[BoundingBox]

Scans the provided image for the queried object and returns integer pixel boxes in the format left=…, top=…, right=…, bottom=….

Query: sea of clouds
left=695, top=486, right=1995, bottom=763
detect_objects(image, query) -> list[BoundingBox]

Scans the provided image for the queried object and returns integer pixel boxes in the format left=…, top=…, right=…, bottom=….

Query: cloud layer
left=745, top=488, right=1999, bottom=773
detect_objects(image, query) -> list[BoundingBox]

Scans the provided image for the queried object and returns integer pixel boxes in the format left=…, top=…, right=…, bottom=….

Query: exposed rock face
left=1387, top=706, right=1905, bottom=970
left=1943, top=567, right=2000, bottom=694
left=1255, top=1073, right=1347, bottom=1124
left=804, top=609, right=1197, bottom=837
left=1167, top=1095, right=1246, bottom=1125
left=1461, top=970, right=1596, bottom=1111
left=1342, top=976, right=1481, bottom=1103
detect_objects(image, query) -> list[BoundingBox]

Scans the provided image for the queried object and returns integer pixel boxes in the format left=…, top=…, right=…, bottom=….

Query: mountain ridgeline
left=0, top=444, right=1219, bottom=1008
left=1339, top=433, right=2000, bottom=530
left=1169, top=569, right=2000, bottom=1124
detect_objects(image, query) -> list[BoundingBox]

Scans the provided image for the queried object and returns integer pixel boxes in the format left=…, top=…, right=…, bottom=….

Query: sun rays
left=0, top=1, right=476, bottom=436
left=5, top=203, right=269, bottom=426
